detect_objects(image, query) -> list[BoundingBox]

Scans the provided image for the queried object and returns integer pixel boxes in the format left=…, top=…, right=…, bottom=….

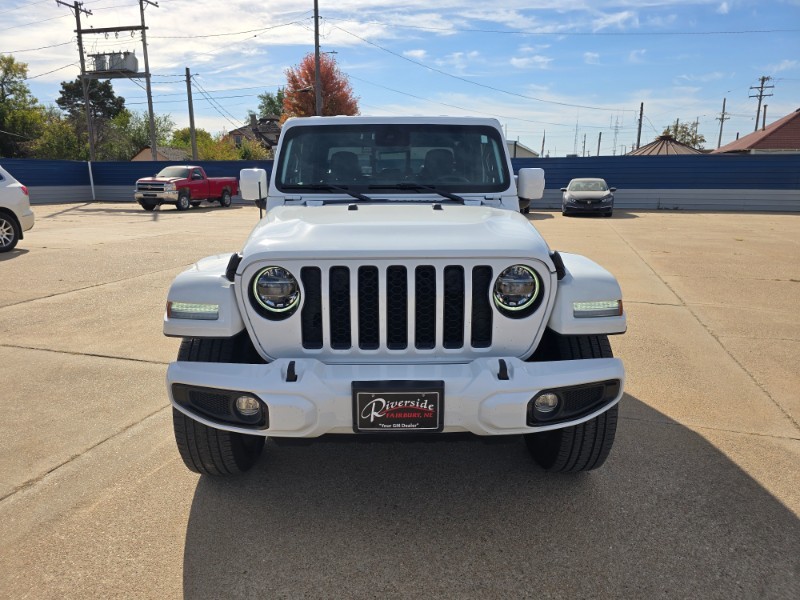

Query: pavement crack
left=0, top=344, right=168, bottom=366
left=0, top=405, right=171, bottom=504
left=0, top=264, right=192, bottom=311
left=608, top=221, right=800, bottom=435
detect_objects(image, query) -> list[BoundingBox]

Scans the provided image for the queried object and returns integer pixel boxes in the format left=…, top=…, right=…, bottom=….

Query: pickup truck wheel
left=524, top=334, right=619, bottom=472
left=0, top=214, right=20, bottom=252
left=172, top=337, right=266, bottom=475
left=176, top=192, right=190, bottom=211
left=220, top=190, right=232, bottom=207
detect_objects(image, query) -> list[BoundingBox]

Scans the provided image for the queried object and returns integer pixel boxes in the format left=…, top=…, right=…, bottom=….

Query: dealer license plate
left=352, top=380, right=444, bottom=433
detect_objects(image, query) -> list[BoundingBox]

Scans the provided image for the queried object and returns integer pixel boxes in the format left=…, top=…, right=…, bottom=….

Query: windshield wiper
left=372, top=183, right=465, bottom=204
left=282, top=184, right=373, bottom=202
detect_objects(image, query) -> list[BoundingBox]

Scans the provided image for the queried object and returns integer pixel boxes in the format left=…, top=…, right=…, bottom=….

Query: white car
left=163, top=116, right=626, bottom=476
left=0, top=165, right=35, bottom=252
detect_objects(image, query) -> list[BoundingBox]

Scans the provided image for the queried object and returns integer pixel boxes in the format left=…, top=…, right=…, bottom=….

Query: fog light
left=235, top=395, right=261, bottom=416
left=534, top=392, right=559, bottom=413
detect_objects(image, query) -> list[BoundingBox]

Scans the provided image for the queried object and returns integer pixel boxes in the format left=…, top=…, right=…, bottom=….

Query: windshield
left=568, top=179, right=608, bottom=192
left=275, top=124, right=510, bottom=194
left=157, top=167, right=189, bottom=179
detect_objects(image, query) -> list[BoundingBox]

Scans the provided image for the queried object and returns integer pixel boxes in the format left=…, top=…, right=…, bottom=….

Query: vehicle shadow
left=0, top=248, right=29, bottom=261
left=526, top=212, right=554, bottom=221
left=182, top=395, right=799, bottom=599
left=565, top=211, right=639, bottom=219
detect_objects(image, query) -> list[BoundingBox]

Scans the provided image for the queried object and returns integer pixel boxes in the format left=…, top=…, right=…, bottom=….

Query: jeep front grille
left=299, top=264, right=493, bottom=351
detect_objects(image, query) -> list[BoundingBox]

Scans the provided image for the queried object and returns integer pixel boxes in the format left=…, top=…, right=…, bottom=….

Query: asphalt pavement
left=1, top=202, right=798, bottom=599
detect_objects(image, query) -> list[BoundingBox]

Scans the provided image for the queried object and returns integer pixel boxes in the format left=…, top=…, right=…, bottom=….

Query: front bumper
left=135, top=191, right=179, bottom=204
left=167, top=356, right=624, bottom=437
left=564, top=200, right=613, bottom=212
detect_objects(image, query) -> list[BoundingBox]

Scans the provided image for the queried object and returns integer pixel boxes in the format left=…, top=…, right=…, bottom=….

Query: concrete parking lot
left=1, top=202, right=798, bottom=599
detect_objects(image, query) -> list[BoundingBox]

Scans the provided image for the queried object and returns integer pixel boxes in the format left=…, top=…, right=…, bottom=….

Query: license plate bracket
left=352, top=380, right=444, bottom=433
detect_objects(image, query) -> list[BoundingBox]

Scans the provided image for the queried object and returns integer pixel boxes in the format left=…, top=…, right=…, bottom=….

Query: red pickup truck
left=135, top=166, right=239, bottom=211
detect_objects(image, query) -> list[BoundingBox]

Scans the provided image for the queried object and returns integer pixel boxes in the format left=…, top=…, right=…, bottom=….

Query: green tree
left=256, top=88, right=284, bottom=119
left=28, top=106, right=84, bottom=159
left=99, top=109, right=174, bottom=160
left=283, top=53, right=358, bottom=119
left=56, top=78, right=126, bottom=151
left=661, top=120, right=706, bottom=149
left=170, top=126, right=214, bottom=150
left=0, top=54, right=42, bottom=157
left=237, top=137, right=271, bottom=160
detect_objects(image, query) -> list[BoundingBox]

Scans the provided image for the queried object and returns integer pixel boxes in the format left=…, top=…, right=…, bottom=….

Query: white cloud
left=767, top=59, right=798, bottom=73
left=584, top=52, right=600, bottom=65
left=629, top=49, right=647, bottom=63
left=510, top=55, right=553, bottom=69
left=677, top=72, right=726, bottom=83
left=404, top=49, right=428, bottom=60
left=716, top=2, right=730, bottom=15
left=592, top=10, right=639, bottom=32
left=435, top=51, right=482, bottom=73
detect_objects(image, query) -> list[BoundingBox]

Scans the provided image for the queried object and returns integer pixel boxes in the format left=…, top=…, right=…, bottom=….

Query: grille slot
left=329, top=267, right=351, bottom=349
left=301, top=267, right=323, bottom=349
left=386, top=266, right=408, bottom=350
left=471, top=266, right=493, bottom=347
left=415, top=266, right=437, bottom=349
left=358, top=266, right=380, bottom=350
left=443, top=266, right=465, bottom=349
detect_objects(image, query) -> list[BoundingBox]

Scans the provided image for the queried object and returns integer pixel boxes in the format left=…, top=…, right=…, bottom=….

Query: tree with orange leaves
left=282, top=52, right=359, bottom=120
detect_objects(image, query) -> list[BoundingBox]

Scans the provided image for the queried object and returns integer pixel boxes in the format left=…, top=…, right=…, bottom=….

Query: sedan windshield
left=275, top=124, right=510, bottom=194
left=568, top=179, right=608, bottom=192
left=157, top=167, right=189, bottom=178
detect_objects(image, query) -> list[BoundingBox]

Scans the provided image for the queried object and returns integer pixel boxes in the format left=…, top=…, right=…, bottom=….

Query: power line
left=1, top=40, right=75, bottom=53
left=323, top=18, right=799, bottom=37
left=24, top=62, right=78, bottom=80
left=0, top=0, right=51, bottom=16
left=329, top=22, right=635, bottom=114
left=192, top=78, right=242, bottom=130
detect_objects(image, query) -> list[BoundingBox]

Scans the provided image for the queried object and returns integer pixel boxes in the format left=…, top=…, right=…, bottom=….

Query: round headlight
left=252, top=266, right=300, bottom=312
left=494, top=265, right=540, bottom=311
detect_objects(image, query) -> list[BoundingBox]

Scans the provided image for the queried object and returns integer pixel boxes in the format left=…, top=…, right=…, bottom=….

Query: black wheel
left=0, top=214, right=20, bottom=252
left=140, top=202, right=156, bottom=212
left=191, top=201, right=201, bottom=208
left=176, top=192, right=190, bottom=211
left=604, top=211, right=613, bottom=218
left=220, top=189, right=232, bottom=207
left=172, top=337, right=265, bottom=475
left=524, top=207, right=530, bottom=214
left=524, top=334, right=619, bottom=472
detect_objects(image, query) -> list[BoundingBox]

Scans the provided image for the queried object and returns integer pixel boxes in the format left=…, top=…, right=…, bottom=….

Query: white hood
left=240, top=204, right=553, bottom=264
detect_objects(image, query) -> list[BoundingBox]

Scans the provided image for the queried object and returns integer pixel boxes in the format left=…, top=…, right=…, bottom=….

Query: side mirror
left=560, top=187, right=567, bottom=192
left=610, top=187, right=617, bottom=192
left=517, top=168, right=545, bottom=201
left=240, top=168, right=269, bottom=201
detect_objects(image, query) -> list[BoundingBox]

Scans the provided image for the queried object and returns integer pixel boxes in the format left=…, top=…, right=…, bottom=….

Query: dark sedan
left=561, top=178, right=616, bottom=217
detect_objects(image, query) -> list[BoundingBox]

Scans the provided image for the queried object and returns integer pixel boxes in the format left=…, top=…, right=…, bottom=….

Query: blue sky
left=3, top=0, right=799, bottom=156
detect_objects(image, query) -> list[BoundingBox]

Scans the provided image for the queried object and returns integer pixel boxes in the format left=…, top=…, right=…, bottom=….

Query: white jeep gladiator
left=163, top=116, right=626, bottom=476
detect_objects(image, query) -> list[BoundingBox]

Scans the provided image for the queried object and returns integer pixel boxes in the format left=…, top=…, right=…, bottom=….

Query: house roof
left=628, top=135, right=703, bottom=156
left=713, top=108, right=800, bottom=153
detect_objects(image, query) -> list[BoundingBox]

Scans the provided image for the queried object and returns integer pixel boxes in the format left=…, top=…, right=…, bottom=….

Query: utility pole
left=139, top=0, right=159, bottom=160
left=596, top=131, right=602, bottom=156
left=582, top=134, right=586, bottom=157
left=185, top=67, right=198, bottom=160
left=540, top=130, right=545, bottom=157
left=58, top=1, right=95, bottom=161
left=749, top=76, right=773, bottom=132
left=636, top=102, right=643, bottom=150
left=762, top=105, right=768, bottom=130
left=716, top=97, right=729, bottom=149
left=313, top=0, right=322, bottom=116
left=693, top=117, right=700, bottom=147
left=612, top=117, right=620, bottom=155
